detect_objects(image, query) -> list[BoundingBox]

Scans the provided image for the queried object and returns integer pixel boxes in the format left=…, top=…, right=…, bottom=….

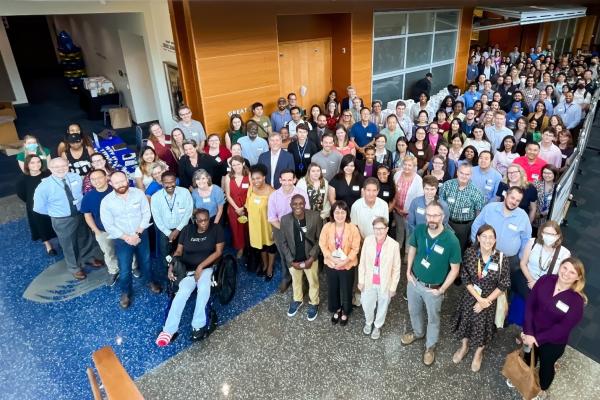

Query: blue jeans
left=163, top=268, right=213, bottom=334
left=114, top=230, right=154, bottom=295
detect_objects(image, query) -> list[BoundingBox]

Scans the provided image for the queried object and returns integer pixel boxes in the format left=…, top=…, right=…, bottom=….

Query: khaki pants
left=94, top=231, right=119, bottom=274
left=289, top=262, right=320, bottom=305
left=361, top=286, right=391, bottom=328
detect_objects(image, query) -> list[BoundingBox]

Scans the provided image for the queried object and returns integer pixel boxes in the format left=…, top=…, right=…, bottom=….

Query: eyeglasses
left=425, top=213, right=443, bottom=218
left=373, top=227, right=388, bottom=231
left=195, top=218, right=209, bottom=223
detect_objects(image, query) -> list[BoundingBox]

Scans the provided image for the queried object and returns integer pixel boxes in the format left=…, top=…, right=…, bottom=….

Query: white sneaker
left=363, top=324, right=372, bottom=335
left=505, top=379, right=514, bottom=388
left=371, top=327, right=381, bottom=340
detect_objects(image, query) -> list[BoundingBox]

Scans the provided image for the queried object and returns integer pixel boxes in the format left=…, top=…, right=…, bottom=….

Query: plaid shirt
left=439, top=179, right=485, bottom=222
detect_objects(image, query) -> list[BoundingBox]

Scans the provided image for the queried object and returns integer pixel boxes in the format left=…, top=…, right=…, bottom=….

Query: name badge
left=71, top=181, right=78, bottom=186
left=352, top=185, right=360, bottom=191
left=531, top=174, right=539, bottom=180
left=132, top=202, right=140, bottom=207
left=433, top=245, right=444, bottom=254
left=416, top=207, right=425, bottom=215
left=486, top=179, right=493, bottom=184
left=520, top=138, right=527, bottom=143
left=254, top=198, right=261, bottom=205
left=364, top=171, right=368, bottom=176
left=321, top=168, right=327, bottom=174
left=241, top=183, right=249, bottom=189
left=202, top=197, right=211, bottom=203
left=485, top=185, right=493, bottom=191
left=417, top=151, right=424, bottom=156
left=366, top=133, right=373, bottom=137
left=215, top=157, right=222, bottom=162
left=301, top=226, right=307, bottom=233
left=330, top=160, right=336, bottom=164
left=508, top=223, right=518, bottom=231
left=257, top=147, right=264, bottom=152
left=502, top=190, right=507, bottom=198
left=561, top=154, right=567, bottom=159
left=383, top=191, right=390, bottom=197
left=178, top=207, right=186, bottom=213
left=556, top=300, right=569, bottom=313
left=263, top=122, right=268, bottom=127
left=304, top=154, right=311, bottom=159
left=447, top=197, right=455, bottom=203
left=421, top=259, right=431, bottom=268
left=473, top=284, right=483, bottom=296
left=488, top=262, right=499, bottom=271
left=462, top=207, right=470, bottom=213
left=227, top=167, right=231, bottom=172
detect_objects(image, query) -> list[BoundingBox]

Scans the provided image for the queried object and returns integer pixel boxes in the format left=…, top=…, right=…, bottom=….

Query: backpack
left=211, top=254, right=237, bottom=305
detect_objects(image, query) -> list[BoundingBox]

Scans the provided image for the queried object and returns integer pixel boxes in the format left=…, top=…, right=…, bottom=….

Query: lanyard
left=164, top=193, right=177, bottom=213
left=424, top=237, right=439, bottom=259
left=374, top=241, right=384, bottom=267
left=335, top=227, right=344, bottom=249
left=297, top=141, right=308, bottom=171
left=477, top=250, right=493, bottom=280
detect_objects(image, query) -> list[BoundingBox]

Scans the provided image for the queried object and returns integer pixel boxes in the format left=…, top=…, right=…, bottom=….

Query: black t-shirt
left=329, top=175, right=364, bottom=208
left=496, top=182, right=537, bottom=213
left=378, top=180, right=396, bottom=204
left=293, top=218, right=307, bottom=262
left=178, top=223, right=225, bottom=270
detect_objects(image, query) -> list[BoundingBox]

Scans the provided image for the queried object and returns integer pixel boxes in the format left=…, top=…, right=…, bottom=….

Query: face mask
left=25, top=143, right=38, bottom=152
left=542, top=234, right=558, bottom=247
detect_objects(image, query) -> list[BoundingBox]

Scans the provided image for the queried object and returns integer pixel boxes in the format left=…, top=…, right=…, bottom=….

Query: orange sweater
left=319, top=222, right=361, bottom=270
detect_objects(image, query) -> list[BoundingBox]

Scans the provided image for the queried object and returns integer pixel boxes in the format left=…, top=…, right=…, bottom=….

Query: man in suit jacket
left=257, top=132, right=294, bottom=189
left=279, top=194, right=323, bottom=320
left=309, top=114, right=333, bottom=151
left=478, top=58, right=496, bottom=80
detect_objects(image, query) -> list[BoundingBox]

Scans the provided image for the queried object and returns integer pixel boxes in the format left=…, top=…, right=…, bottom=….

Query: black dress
left=16, top=171, right=56, bottom=242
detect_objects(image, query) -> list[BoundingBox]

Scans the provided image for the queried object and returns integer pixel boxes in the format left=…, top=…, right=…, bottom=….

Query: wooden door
left=278, top=38, right=332, bottom=114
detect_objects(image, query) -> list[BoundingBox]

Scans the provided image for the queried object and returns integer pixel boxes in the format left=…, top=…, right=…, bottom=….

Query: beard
left=427, top=222, right=439, bottom=230
left=115, top=186, right=129, bottom=194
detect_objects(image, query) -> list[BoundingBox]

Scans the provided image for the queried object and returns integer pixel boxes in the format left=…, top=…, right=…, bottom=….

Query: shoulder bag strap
left=546, top=247, right=561, bottom=276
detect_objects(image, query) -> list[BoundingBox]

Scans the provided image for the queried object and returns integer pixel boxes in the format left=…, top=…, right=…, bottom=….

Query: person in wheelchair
left=156, top=208, right=225, bottom=347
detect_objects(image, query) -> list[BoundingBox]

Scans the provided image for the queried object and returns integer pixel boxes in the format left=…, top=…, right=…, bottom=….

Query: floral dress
left=453, top=246, right=511, bottom=347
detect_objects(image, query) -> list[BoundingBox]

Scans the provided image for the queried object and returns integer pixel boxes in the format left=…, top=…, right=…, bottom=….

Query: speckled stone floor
left=136, top=277, right=600, bottom=400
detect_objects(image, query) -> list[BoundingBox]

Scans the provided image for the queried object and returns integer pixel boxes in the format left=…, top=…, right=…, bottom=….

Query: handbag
left=495, top=251, right=508, bottom=328
left=501, top=347, right=541, bottom=400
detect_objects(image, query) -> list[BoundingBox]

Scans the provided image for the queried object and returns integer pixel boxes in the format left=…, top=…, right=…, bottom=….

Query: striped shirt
left=438, top=179, right=485, bottom=222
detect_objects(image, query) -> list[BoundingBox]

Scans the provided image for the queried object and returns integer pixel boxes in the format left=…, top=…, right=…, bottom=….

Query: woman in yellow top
left=245, top=164, right=276, bottom=280
left=319, top=200, right=361, bottom=326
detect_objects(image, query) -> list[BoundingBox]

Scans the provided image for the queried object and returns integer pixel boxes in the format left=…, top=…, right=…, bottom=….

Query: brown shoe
left=400, top=332, right=424, bottom=346
left=119, top=294, right=130, bottom=309
left=73, top=270, right=87, bottom=280
left=471, top=351, right=483, bottom=372
left=148, top=282, right=162, bottom=294
left=452, top=346, right=469, bottom=364
left=423, top=347, right=436, bottom=366
left=89, top=259, right=105, bottom=268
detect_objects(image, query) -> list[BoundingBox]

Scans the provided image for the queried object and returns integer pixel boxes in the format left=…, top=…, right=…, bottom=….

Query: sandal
left=73, top=270, right=87, bottom=280
left=331, top=309, right=341, bottom=325
left=340, top=312, right=349, bottom=327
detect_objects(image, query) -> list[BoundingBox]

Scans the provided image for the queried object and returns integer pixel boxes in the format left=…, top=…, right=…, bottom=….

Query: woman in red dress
left=223, top=155, right=250, bottom=259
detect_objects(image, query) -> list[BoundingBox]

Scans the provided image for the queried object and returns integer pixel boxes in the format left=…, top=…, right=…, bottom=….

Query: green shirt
left=409, top=224, right=462, bottom=284
left=254, top=116, right=272, bottom=138
left=16, top=147, right=51, bottom=167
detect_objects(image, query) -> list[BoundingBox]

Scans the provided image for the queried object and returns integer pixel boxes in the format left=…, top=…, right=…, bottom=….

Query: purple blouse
left=524, top=274, right=584, bottom=345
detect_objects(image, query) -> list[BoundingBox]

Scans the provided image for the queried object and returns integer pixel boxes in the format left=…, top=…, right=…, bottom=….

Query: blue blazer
left=257, top=150, right=295, bottom=189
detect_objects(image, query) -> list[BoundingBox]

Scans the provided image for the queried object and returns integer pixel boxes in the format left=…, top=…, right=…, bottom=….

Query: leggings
left=524, top=342, right=566, bottom=391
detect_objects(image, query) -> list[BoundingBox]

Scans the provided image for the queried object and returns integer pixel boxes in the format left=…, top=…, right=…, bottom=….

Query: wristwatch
left=135, top=232, right=142, bottom=238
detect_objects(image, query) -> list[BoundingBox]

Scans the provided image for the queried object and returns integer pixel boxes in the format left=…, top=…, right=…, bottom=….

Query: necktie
left=62, top=178, right=78, bottom=216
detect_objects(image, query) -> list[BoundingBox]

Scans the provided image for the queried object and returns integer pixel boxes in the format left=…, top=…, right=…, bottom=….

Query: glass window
left=433, top=32, right=457, bottom=62
left=556, top=20, right=566, bottom=38
left=556, top=39, right=565, bottom=55
left=566, top=19, right=576, bottom=37
left=374, top=13, right=408, bottom=38
left=408, top=12, right=435, bottom=34
left=406, top=34, right=433, bottom=68
left=404, top=68, right=431, bottom=100
left=372, top=75, right=404, bottom=106
left=373, top=38, right=405, bottom=75
left=435, top=11, right=459, bottom=31
left=431, top=64, right=454, bottom=94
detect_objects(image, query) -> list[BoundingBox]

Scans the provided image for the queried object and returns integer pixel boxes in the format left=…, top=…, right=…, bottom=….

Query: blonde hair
left=504, top=163, right=529, bottom=189
left=562, top=257, right=587, bottom=304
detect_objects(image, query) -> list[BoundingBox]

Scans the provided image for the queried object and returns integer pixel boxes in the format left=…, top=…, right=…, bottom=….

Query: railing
left=549, top=87, right=600, bottom=224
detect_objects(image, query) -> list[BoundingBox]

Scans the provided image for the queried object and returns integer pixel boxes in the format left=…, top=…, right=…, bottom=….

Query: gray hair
left=192, top=168, right=212, bottom=187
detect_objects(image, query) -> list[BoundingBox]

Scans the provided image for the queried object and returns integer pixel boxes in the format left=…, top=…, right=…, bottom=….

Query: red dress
left=152, top=135, right=178, bottom=176
left=227, top=175, right=250, bottom=250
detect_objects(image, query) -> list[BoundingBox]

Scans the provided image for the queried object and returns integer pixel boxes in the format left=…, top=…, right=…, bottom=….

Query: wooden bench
left=88, top=346, right=144, bottom=399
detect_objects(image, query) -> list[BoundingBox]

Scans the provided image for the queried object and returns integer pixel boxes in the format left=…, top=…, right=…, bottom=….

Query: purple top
left=267, top=187, right=310, bottom=223
left=524, top=274, right=584, bottom=345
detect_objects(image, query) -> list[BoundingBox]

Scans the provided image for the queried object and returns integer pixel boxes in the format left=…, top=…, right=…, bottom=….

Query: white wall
left=0, top=21, right=27, bottom=104
left=1, top=0, right=178, bottom=130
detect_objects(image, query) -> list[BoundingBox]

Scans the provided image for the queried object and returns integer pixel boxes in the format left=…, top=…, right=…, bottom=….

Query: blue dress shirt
left=471, top=166, right=503, bottom=204
left=33, top=172, right=83, bottom=217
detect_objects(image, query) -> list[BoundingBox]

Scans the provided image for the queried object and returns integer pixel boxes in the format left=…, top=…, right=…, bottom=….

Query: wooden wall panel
left=453, top=7, right=474, bottom=90
left=331, top=13, right=352, bottom=99
left=351, top=9, right=373, bottom=106
left=277, top=15, right=333, bottom=42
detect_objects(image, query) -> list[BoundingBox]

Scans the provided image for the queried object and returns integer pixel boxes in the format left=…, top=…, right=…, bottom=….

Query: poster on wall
left=164, top=62, right=183, bottom=121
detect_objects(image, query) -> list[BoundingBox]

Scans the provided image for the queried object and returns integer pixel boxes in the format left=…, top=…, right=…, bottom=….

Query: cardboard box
left=0, top=140, right=24, bottom=156
left=0, top=102, right=17, bottom=120
left=109, top=107, right=132, bottom=129
left=0, top=119, right=18, bottom=145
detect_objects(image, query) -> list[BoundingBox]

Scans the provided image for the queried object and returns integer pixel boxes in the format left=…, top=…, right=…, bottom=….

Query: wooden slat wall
left=453, top=7, right=474, bottom=90
left=351, top=9, right=374, bottom=107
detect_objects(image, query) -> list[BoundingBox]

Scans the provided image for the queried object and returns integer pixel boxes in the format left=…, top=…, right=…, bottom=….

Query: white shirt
left=350, top=197, right=390, bottom=238
left=539, top=143, right=563, bottom=168
left=270, top=150, right=281, bottom=185
left=526, top=239, right=571, bottom=281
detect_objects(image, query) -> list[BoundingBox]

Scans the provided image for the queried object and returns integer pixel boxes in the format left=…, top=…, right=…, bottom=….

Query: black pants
left=326, top=267, right=354, bottom=315
left=511, top=268, right=531, bottom=299
left=449, top=220, right=473, bottom=255
left=524, top=343, right=566, bottom=391
left=158, top=231, right=179, bottom=271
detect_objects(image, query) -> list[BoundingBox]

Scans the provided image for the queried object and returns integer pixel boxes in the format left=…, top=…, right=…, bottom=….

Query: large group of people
left=15, top=43, right=596, bottom=400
